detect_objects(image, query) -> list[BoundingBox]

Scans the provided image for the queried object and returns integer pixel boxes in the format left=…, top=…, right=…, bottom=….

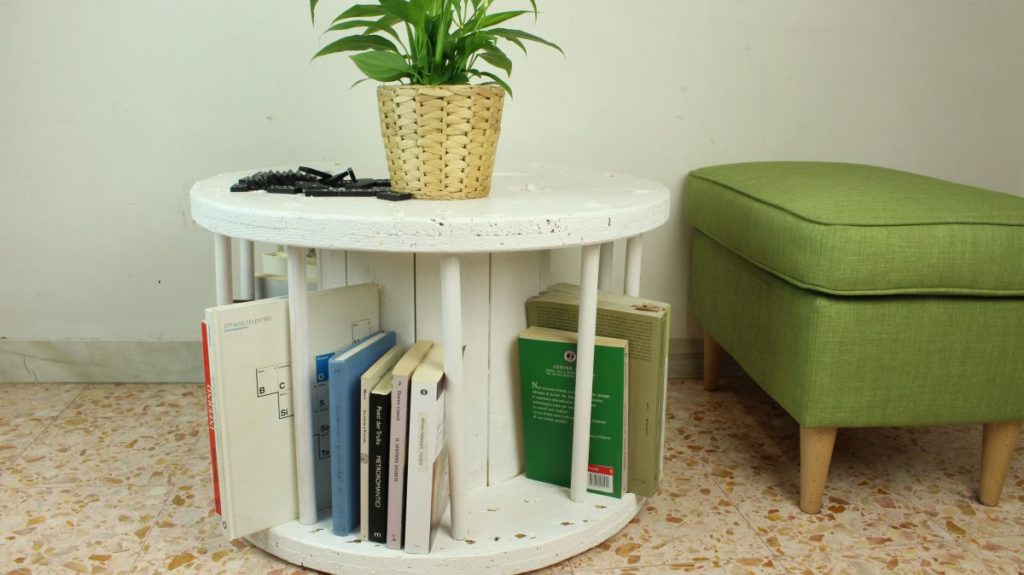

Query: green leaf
left=331, top=4, right=387, bottom=25
left=499, top=33, right=526, bottom=54
left=314, top=35, right=400, bottom=60
left=478, top=11, right=530, bottom=29
left=455, top=30, right=493, bottom=57
left=324, top=16, right=402, bottom=42
left=325, top=18, right=385, bottom=33
left=309, top=0, right=560, bottom=92
left=480, top=44, right=513, bottom=76
left=490, top=27, right=563, bottom=54
left=379, top=0, right=414, bottom=23
left=468, top=69, right=513, bottom=97
left=310, top=0, right=318, bottom=24
left=350, top=50, right=413, bottom=82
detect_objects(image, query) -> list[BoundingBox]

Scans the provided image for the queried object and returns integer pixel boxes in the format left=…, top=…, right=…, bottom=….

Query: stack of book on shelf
left=367, top=342, right=450, bottom=554
left=521, top=283, right=671, bottom=499
left=201, top=282, right=450, bottom=554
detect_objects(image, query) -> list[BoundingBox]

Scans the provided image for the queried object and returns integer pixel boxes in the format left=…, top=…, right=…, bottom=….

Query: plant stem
left=434, top=2, right=448, bottom=77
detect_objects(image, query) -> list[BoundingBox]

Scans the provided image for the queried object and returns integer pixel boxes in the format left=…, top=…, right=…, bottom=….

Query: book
left=525, top=283, right=670, bottom=497
left=328, top=331, right=398, bottom=536
left=203, top=283, right=379, bottom=539
left=386, top=340, right=434, bottom=549
left=404, top=344, right=450, bottom=554
left=200, top=321, right=222, bottom=516
left=368, top=374, right=393, bottom=544
left=518, top=326, right=629, bottom=498
left=359, top=344, right=405, bottom=540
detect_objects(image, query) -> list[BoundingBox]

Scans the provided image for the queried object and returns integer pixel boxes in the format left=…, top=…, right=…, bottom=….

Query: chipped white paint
left=247, top=475, right=643, bottom=575
left=190, top=164, right=670, bottom=253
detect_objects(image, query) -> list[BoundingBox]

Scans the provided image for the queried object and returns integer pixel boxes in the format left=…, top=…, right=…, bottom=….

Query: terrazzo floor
left=3, top=379, right=1024, bottom=574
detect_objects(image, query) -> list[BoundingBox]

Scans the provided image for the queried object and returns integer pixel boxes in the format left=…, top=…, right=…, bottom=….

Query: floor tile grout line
left=127, top=431, right=207, bottom=573
left=706, top=465, right=789, bottom=568
left=0, top=383, right=91, bottom=476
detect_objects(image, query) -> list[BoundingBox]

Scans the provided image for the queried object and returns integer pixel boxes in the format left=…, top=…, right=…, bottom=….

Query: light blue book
left=328, top=330, right=398, bottom=535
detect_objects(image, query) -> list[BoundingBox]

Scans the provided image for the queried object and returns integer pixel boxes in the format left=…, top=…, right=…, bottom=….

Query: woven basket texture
left=377, top=84, right=505, bottom=200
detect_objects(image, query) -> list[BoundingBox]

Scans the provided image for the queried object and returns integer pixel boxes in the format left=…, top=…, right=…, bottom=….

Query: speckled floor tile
left=0, top=417, right=51, bottom=469
left=0, top=414, right=201, bottom=488
left=0, top=383, right=85, bottom=418
left=525, top=561, right=573, bottom=574
left=0, top=483, right=168, bottom=573
left=779, top=540, right=991, bottom=574
left=965, top=535, right=1024, bottom=573
left=130, top=447, right=323, bottom=575
left=858, top=426, right=1024, bottom=543
left=62, top=383, right=205, bottom=423
left=131, top=544, right=325, bottom=574
left=569, top=473, right=772, bottom=571
left=571, top=558, right=784, bottom=574
left=4, top=379, right=1024, bottom=574
left=676, top=379, right=962, bottom=559
left=905, top=481, right=1024, bottom=543
left=717, top=438, right=956, bottom=557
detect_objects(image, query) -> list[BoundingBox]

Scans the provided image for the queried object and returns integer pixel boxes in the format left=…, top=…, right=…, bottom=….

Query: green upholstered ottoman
left=684, top=161, right=1024, bottom=513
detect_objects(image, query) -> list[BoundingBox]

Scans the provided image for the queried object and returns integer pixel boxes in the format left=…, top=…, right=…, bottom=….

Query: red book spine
left=201, top=321, right=222, bottom=515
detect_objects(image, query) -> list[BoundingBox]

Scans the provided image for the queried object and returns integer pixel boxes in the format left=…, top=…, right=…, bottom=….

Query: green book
left=518, top=326, right=628, bottom=498
left=525, top=284, right=670, bottom=498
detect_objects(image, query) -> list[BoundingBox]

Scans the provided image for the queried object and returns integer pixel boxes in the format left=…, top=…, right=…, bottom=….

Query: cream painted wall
left=2, top=0, right=1022, bottom=344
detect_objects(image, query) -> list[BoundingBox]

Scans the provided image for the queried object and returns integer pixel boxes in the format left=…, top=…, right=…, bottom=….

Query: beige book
left=404, top=344, right=450, bottom=554
left=386, top=340, right=434, bottom=549
left=526, top=283, right=670, bottom=497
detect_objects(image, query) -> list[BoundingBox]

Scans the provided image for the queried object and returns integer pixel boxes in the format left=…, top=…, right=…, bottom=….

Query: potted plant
left=310, top=0, right=561, bottom=199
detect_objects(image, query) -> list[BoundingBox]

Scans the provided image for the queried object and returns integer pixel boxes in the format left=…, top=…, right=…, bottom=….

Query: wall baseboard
left=668, top=337, right=745, bottom=381
left=1, top=337, right=732, bottom=384
left=0, top=340, right=203, bottom=383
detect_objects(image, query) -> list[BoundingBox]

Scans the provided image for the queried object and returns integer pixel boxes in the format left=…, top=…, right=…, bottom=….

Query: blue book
left=328, top=330, right=398, bottom=535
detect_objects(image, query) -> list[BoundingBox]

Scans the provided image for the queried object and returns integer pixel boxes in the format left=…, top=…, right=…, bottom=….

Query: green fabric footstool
left=684, top=161, right=1024, bottom=513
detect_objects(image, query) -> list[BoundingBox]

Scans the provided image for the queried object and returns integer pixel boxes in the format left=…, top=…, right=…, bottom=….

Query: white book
left=204, top=283, right=379, bottom=539
left=403, top=344, right=449, bottom=554
left=358, top=344, right=404, bottom=540
left=386, top=340, right=434, bottom=549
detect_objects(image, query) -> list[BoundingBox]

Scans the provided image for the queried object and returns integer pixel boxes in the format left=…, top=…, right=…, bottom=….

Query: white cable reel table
left=190, top=163, right=671, bottom=574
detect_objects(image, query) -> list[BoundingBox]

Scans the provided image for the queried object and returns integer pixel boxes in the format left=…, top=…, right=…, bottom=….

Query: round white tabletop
left=190, top=163, right=670, bottom=253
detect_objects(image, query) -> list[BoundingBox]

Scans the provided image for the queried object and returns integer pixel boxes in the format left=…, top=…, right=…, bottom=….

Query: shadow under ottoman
left=684, top=161, right=1024, bottom=513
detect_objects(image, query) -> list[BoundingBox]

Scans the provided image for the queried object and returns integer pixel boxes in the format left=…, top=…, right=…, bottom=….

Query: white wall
left=2, top=1, right=1022, bottom=346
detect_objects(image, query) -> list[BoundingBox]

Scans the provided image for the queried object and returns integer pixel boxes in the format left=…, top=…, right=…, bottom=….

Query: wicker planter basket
left=377, top=84, right=505, bottom=200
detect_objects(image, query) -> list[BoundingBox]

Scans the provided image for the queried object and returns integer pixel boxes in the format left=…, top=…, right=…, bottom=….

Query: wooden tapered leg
left=703, top=332, right=723, bottom=391
left=800, top=426, right=838, bottom=513
left=979, top=421, right=1023, bottom=506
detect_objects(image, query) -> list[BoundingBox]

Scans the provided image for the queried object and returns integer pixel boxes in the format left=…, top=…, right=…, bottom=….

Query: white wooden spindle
left=441, top=254, right=468, bottom=540
left=287, top=245, right=316, bottom=525
left=624, top=235, right=643, bottom=297
left=571, top=244, right=601, bottom=502
left=214, top=234, right=233, bottom=306
left=598, top=242, right=614, bottom=291
left=538, top=250, right=552, bottom=291
left=239, top=239, right=255, bottom=300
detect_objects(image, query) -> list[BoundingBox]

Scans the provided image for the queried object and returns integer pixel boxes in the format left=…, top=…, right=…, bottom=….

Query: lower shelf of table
left=247, top=474, right=644, bottom=575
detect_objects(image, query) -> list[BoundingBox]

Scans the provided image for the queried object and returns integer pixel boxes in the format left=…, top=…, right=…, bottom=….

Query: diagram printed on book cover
left=254, top=357, right=332, bottom=463
left=256, top=362, right=293, bottom=419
